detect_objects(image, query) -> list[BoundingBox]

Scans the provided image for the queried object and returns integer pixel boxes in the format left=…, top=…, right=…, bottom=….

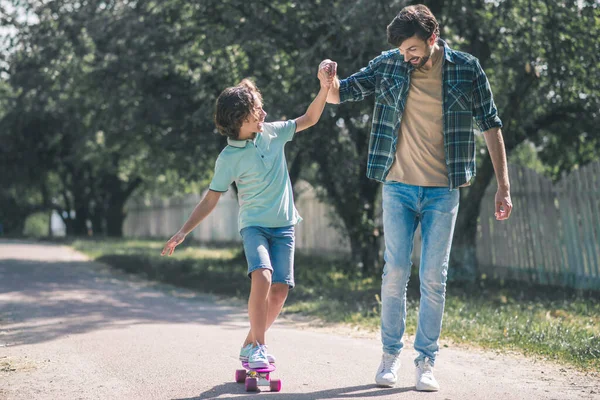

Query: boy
left=161, top=65, right=335, bottom=368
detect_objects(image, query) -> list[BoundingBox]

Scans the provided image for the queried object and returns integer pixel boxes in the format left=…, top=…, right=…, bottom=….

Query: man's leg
left=376, top=182, right=420, bottom=386
left=414, top=187, right=459, bottom=390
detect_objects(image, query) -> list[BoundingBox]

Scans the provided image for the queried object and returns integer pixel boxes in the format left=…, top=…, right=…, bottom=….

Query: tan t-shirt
left=386, top=47, right=448, bottom=187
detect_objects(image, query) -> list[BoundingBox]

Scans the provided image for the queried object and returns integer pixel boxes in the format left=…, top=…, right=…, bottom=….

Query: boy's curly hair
left=214, top=79, right=263, bottom=140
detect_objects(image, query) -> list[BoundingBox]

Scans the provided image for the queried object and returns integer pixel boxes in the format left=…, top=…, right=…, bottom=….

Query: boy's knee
left=269, top=283, right=288, bottom=303
left=251, top=268, right=273, bottom=285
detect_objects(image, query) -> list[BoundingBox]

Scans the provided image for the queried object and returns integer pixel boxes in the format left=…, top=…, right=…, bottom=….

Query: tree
left=435, top=0, right=600, bottom=279
left=1, top=0, right=247, bottom=235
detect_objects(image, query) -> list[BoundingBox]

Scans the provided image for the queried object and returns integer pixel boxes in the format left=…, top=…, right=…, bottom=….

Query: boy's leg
left=266, top=284, right=289, bottom=325
left=243, top=283, right=288, bottom=345
left=241, top=227, right=274, bottom=346
left=265, top=225, right=295, bottom=328
left=248, top=268, right=272, bottom=345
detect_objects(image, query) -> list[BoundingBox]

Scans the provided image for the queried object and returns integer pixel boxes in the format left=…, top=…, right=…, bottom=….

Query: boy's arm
left=161, top=190, right=222, bottom=256
left=294, top=87, right=330, bottom=133
left=294, top=66, right=332, bottom=133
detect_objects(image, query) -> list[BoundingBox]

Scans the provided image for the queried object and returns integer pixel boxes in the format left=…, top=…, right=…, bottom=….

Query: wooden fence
left=124, top=162, right=600, bottom=290
left=478, top=162, right=600, bottom=290
left=123, top=180, right=350, bottom=253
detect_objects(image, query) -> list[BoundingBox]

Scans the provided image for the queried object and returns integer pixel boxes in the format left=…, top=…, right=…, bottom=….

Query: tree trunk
left=47, top=210, right=53, bottom=238
left=105, top=194, right=126, bottom=237
left=103, top=177, right=142, bottom=237
left=63, top=217, right=75, bottom=236
left=73, top=206, right=89, bottom=236
left=348, top=228, right=382, bottom=276
left=449, top=154, right=495, bottom=281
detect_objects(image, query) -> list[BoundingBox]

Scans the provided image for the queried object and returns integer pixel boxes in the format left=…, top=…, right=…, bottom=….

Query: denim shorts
left=240, top=225, right=295, bottom=289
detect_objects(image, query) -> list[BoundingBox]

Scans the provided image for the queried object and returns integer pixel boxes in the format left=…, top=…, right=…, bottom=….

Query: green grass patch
left=73, top=238, right=600, bottom=372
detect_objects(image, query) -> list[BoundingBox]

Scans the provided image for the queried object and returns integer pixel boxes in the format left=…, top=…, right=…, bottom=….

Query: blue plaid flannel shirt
left=339, top=39, right=502, bottom=189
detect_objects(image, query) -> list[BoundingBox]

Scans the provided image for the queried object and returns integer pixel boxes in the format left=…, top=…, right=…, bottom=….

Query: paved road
left=0, top=240, right=598, bottom=399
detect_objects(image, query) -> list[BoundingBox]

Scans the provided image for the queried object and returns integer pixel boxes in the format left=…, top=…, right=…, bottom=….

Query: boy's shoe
left=415, top=358, right=440, bottom=391
left=248, top=344, right=270, bottom=369
left=239, top=343, right=276, bottom=363
left=375, top=352, right=401, bottom=387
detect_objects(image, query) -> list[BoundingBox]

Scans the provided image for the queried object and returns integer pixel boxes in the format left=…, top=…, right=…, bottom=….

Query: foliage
left=1, top=1, right=598, bottom=278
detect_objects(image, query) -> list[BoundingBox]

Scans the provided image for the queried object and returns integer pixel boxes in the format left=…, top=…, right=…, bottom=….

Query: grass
left=72, top=238, right=600, bottom=372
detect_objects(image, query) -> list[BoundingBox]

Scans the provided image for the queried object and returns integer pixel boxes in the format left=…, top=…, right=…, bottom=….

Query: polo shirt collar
left=227, top=138, right=249, bottom=148
left=227, top=133, right=259, bottom=148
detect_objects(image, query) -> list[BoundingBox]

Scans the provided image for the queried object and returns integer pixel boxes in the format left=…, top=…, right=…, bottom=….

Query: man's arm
left=483, top=127, right=512, bottom=220
left=319, top=57, right=378, bottom=105
left=327, top=76, right=341, bottom=104
left=161, top=190, right=222, bottom=256
left=327, top=70, right=340, bottom=104
left=472, top=60, right=511, bottom=220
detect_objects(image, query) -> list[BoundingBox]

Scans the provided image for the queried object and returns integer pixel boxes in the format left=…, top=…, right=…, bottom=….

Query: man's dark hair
left=214, top=79, right=263, bottom=140
left=386, top=4, right=440, bottom=47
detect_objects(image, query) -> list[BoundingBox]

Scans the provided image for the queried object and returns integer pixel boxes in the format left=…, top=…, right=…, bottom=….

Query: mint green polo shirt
left=209, top=120, right=302, bottom=231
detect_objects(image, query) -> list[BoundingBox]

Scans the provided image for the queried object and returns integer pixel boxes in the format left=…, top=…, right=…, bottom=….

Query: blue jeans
left=240, top=226, right=295, bottom=289
left=381, top=182, right=459, bottom=365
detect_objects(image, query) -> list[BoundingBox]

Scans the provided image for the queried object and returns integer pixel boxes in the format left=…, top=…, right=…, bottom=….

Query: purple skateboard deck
left=241, top=362, right=275, bottom=373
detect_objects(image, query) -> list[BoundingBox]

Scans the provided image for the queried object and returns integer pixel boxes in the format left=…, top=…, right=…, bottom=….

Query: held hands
left=495, top=187, right=513, bottom=220
left=318, top=59, right=337, bottom=89
left=161, top=231, right=187, bottom=256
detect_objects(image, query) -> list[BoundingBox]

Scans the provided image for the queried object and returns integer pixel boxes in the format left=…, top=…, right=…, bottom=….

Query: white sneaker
left=415, top=358, right=440, bottom=391
left=239, top=343, right=276, bottom=363
left=375, top=352, right=401, bottom=387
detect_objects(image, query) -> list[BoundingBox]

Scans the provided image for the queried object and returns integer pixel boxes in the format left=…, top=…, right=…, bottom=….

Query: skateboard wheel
left=235, top=369, right=246, bottom=383
left=245, top=377, right=258, bottom=392
left=270, top=378, right=282, bottom=392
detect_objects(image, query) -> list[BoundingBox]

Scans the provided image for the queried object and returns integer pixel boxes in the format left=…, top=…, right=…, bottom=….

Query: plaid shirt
left=339, top=39, right=502, bottom=189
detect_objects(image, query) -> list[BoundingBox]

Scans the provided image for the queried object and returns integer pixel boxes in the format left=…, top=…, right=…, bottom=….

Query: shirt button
left=261, top=155, right=264, bottom=158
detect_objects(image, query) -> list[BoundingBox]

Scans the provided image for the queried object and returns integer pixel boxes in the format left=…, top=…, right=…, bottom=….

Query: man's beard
left=413, top=42, right=433, bottom=69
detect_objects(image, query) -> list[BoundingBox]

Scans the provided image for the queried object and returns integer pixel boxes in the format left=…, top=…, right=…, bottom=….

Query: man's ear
left=429, top=33, right=437, bottom=46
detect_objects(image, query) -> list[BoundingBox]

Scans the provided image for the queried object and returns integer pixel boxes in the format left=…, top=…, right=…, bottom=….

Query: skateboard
left=235, top=362, right=282, bottom=392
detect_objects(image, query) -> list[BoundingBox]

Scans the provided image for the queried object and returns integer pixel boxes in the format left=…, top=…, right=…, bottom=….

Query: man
left=320, top=4, right=512, bottom=392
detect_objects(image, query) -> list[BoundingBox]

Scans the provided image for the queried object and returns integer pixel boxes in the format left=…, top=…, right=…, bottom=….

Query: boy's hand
left=161, top=231, right=187, bottom=256
left=319, top=59, right=337, bottom=77
left=318, top=68, right=332, bottom=89
left=318, top=59, right=337, bottom=89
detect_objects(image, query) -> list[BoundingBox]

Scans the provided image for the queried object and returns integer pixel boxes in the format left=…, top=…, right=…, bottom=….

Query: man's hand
left=161, top=231, right=187, bottom=256
left=319, top=59, right=341, bottom=104
left=318, top=59, right=337, bottom=86
left=495, top=187, right=513, bottom=220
